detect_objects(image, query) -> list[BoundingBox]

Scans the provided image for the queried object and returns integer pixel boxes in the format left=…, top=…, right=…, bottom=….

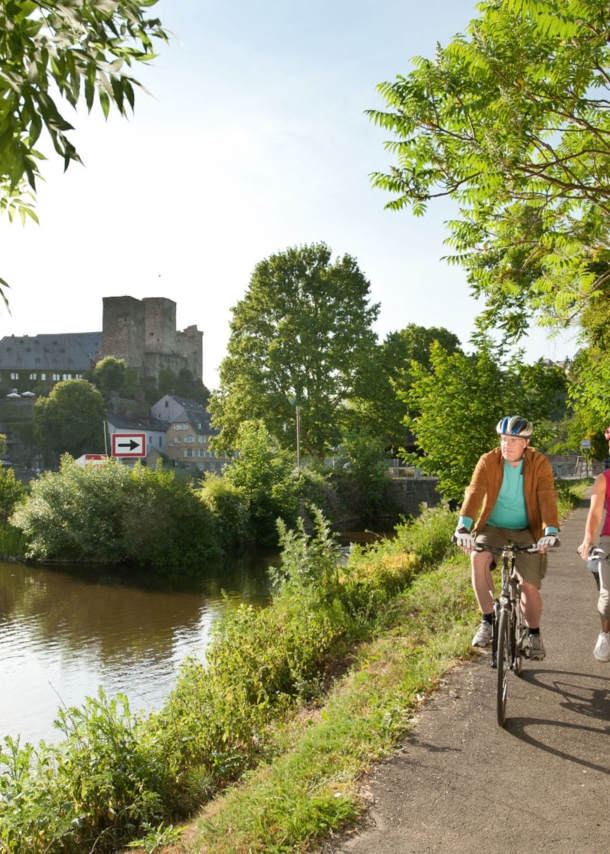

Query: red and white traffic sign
left=111, top=433, right=146, bottom=457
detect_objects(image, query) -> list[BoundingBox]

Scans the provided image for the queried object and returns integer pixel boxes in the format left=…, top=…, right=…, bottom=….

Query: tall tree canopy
left=210, top=243, right=380, bottom=458
left=0, top=0, right=167, bottom=294
left=369, top=0, right=610, bottom=339
left=405, top=339, right=567, bottom=501
left=350, top=323, right=462, bottom=447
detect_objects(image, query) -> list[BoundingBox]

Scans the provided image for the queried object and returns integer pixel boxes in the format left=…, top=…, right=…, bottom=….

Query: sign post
left=580, top=439, right=591, bottom=477
left=111, top=433, right=146, bottom=458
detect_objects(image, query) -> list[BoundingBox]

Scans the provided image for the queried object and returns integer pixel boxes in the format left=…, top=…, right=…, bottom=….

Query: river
left=0, top=527, right=395, bottom=747
left=0, top=557, right=272, bottom=746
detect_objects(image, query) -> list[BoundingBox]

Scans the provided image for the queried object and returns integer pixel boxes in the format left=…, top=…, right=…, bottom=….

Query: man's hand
left=537, top=534, right=560, bottom=553
left=453, top=527, right=475, bottom=553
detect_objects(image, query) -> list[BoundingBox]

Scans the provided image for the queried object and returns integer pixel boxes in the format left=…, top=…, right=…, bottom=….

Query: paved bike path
left=327, top=498, right=610, bottom=854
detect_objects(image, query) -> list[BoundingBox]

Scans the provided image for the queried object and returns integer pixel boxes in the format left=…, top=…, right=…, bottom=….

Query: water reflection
left=0, top=557, right=271, bottom=745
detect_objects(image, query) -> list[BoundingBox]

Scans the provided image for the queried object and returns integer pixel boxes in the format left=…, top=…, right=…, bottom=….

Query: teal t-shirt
left=487, top=460, right=528, bottom=530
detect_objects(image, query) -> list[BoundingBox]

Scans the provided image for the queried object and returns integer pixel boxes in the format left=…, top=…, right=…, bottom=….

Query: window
left=165, top=400, right=169, bottom=408
left=184, top=449, right=195, bottom=458
left=198, top=462, right=204, bottom=470
left=52, top=373, right=60, bottom=381
left=75, top=373, right=83, bottom=379
left=40, top=373, right=46, bottom=381
left=158, top=436, right=163, bottom=448
left=173, top=423, right=187, bottom=431
left=184, top=435, right=195, bottom=443
left=198, top=435, right=205, bottom=444
left=10, top=372, right=18, bottom=380
left=62, top=374, right=72, bottom=381
left=198, top=449, right=204, bottom=458
left=174, top=436, right=180, bottom=444
left=30, top=373, right=37, bottom=380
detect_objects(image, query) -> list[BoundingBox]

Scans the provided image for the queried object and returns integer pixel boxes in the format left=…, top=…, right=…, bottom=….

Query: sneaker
left=593, top=631, right=610, bottom=663
left=528, top=633, right=546, bottom=661
left=472, top=621, right=493, bottom=648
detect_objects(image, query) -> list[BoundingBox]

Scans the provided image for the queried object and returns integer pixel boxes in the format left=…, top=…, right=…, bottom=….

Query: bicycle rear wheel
left=496, top=608, right=510, bottom=727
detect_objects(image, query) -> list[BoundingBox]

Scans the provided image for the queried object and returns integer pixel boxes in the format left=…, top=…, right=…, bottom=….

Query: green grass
left=556, top=477, right=593, bottom=520
left=166, top=480, right=587, bottom=854
left=184, top=558, right=475, bottom=854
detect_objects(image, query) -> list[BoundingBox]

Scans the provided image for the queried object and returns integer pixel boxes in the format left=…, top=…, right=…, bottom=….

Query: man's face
left=500, top=434, right=529, bottom=464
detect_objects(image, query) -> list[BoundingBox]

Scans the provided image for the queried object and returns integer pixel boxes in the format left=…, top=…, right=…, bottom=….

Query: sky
left=0, top=0, right=578, bottom=390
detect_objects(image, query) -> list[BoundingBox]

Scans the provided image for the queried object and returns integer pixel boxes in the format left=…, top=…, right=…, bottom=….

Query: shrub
left=0, top=466, right=26, bottom=519
left=11, top=457, right=221, bottom=572
left=197, top=474, right=250, bottom=548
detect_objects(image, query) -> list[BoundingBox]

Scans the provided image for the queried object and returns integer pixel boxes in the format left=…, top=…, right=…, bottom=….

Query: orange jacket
left=460, top=446, right=559, bottom=541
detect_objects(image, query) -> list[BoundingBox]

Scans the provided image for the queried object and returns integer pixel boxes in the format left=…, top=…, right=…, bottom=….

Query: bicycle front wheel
left=496, top=608, right=510, bottom=727
left=513, top=602, right=527, bottom=676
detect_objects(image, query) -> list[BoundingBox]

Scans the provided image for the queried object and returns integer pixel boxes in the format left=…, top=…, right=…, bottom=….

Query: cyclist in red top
left=577, top=436, right=610, bottom=662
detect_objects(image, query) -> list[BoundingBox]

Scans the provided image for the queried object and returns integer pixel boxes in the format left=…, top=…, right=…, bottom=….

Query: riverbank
left=148, top=479, right=591, bottom=854
left=0, top=483, right=588, bottom=854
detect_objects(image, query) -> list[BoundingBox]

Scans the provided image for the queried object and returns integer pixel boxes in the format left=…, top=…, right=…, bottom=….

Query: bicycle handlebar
left=587, top=546, right=609, bottom=561
left=473, top=543, right=540, bottom=555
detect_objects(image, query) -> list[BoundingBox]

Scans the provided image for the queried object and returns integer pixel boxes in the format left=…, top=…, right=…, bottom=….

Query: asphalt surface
left=326, top=497, right=610, bottom=854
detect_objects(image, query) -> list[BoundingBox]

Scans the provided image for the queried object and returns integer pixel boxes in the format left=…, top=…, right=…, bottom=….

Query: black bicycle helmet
left=496, top=416, right=533, bottom=438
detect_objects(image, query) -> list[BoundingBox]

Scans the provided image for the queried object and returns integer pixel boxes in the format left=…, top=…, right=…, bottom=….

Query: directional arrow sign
left=111, top=432, right=146, bottom=457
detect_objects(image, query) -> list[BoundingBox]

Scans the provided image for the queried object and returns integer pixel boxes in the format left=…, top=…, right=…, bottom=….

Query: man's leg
left=519, top=581, right=542, bottom=628
left=471, top=549, right=495, bottom=613
left=470, top=549, right=495, bottom=647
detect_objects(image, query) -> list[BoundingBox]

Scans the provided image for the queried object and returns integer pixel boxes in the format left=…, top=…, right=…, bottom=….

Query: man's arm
left=459, top=454, right=488, bottom=526
left=536, top=456, right=560, bottom=533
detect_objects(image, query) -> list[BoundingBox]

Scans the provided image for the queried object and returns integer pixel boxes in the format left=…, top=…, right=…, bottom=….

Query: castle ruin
left=101, top=296, right=203, bottom=381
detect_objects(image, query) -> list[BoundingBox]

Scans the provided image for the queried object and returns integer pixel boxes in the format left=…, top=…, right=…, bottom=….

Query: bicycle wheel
left=496, top=608, right=510, bottom=727
left=513, top=602, right=527, bottom=676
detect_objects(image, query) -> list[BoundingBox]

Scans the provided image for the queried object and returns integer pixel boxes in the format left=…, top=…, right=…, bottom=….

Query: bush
left=0, top=466, right=26, bottom=519
left=11, top=457, right=222, bottom=572
left=198, top=475, right=250, bottom=548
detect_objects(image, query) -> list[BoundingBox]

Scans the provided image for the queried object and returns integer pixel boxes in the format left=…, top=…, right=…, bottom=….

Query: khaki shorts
left=475, top=525, right=548, bottom=589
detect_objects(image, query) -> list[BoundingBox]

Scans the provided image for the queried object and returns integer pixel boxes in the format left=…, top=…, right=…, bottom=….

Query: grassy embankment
left=150, top=479, right=591, bottom=854
left=0, top=480, right=589, bottom=854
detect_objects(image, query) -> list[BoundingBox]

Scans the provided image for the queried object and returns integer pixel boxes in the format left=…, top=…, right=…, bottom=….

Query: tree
left=405, top=339, right=567, bottom=501
left=369, top=0, right=610, bottom=339
left=351, top=324, right=462, bottom=447
left=221, top=420, right=300, bottom=546
left=157, top=367, right=210, bottom=404
left=89, top=356, right=129, bottom=398
left=0, top=1, right=168, bottom=295
left=33, top=379, right=106, bottom=460
left=210, top=243, right=380, bottom=458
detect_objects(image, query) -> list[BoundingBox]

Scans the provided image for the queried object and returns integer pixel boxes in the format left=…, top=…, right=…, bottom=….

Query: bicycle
left=474, top=542, right=540, bottom=727
left=585, top=546, right=609, bottom=591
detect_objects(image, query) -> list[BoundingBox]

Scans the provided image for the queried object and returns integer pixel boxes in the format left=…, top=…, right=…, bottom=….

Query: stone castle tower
left=101, top=296, right=203, bottom=381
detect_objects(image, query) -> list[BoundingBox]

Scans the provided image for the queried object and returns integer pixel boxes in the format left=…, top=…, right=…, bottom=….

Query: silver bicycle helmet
left=496, top=416, right=533, bottom=438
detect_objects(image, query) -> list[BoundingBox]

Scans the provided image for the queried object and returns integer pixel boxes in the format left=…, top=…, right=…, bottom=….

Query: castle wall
left=176, top=325, right=203, bottom=381
left=142, top=297, right=177, bottom=355
left=101, top=297, right=145, bottom=369
left=102, top=296, right=203, bottom=381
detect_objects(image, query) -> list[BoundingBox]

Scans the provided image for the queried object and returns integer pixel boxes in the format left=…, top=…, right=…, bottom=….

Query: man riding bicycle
left=454, top=416, right=560, bottom=660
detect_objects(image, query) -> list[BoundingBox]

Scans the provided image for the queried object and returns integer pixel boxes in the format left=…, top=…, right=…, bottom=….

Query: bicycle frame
left=476, top=541, right=537, bottom=726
